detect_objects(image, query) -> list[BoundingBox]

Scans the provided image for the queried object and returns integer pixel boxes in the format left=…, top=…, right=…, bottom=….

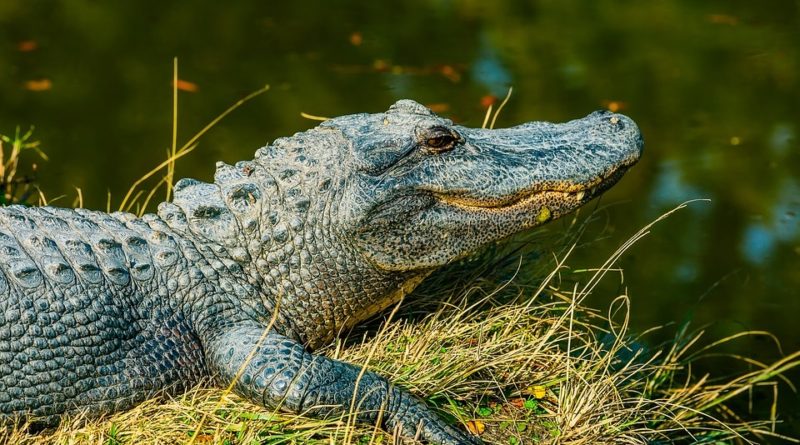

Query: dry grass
left=1, top=82, right=798, bottom=444
left=2, top=205, right=798, bottom=444
left=115, top=60, right=269, bottom=216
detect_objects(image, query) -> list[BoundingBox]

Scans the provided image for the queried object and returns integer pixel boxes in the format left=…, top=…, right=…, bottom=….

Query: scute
left=386, top=99, right=433, bottom=116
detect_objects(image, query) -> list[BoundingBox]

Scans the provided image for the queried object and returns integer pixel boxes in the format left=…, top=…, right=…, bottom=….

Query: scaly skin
left=0, top=100, right=642, bottom=444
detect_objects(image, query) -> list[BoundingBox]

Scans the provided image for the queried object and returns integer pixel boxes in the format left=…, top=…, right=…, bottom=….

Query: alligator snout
left=583, top=110, right=644, bottom=163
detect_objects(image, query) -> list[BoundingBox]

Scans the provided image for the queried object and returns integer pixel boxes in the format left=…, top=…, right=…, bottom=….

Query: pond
left=1, top=0, right=798, bottom=436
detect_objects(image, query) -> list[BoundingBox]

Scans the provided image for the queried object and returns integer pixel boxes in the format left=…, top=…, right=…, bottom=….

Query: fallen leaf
left=17, top=40, right=38, bottom=52
left=439, top=65, right=461, bottom=82
left=510, top=398, right=525, bottom=409
left=24, top=79, right=52, bottom=91
left=601, top=100, right=626, bottom=112
left=466, top=420, right=485, bottom=435
left=426, top=103, right=450, bottom=113
left=480, top=95, right=497, bottom=108
left=525, top=385, right=547, bottom=399
left=707, top=14, right=739, bottom=25
left=173, top=79, right=199, bottom=92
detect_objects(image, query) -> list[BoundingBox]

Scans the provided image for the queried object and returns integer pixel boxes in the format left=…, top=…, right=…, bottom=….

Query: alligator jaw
left=433, top=163, right=633, bottom=212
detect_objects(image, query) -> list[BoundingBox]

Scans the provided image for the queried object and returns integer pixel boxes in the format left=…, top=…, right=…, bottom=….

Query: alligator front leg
left=207, top=324, right=481, bottom=444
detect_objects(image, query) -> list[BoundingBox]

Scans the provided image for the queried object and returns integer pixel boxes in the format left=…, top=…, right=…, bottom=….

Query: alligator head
left=328, top=99, right=643, bottom=270
left=167, top=98, right=643, bottom=276
left=162, top=99, right=642, bottom=342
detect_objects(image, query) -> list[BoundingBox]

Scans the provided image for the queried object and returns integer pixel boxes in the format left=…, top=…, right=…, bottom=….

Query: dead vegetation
left=2, top=204, right=798, bottom=444
left=1, top=76, right=797, bottom=444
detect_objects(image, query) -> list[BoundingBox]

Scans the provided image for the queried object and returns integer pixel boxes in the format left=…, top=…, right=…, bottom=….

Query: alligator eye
left=426, top=135, right=454, bottom=148
left=422, top=127, right=458, bottom=152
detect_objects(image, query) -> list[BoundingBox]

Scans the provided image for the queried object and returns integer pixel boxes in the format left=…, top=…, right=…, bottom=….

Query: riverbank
left=3, top=212, right=797, bottom=444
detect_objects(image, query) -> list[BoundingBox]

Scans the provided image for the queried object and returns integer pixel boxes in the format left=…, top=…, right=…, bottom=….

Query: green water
left=1, top=0, right=799, bottom=436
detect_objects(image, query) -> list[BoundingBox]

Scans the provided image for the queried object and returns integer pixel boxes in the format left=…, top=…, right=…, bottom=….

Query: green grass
left=0, top=125, right=48, bottom=206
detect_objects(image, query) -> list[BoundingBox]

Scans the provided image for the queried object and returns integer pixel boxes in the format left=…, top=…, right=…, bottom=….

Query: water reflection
left=770, top=123, right=795, bottom=155
left=743, top=223, right=776, bottom=264
left=649, top=161, right=707, bottom=208
left=472, top=33, right=512, bottom=95
left=743, top=178, right=799, bottom=264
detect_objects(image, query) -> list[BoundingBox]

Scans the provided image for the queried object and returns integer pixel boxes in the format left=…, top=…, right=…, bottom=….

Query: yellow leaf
left=173, top=79, right=199, bottom=92
left=24, top=79, right=52, bottom=91
left=526, top=385, right=547, bottom=399
left=466, top=420, right=485, bottom=435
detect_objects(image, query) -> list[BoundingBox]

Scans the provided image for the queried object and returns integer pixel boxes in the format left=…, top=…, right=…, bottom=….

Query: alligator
left=0, top=100, right=642, bottom=444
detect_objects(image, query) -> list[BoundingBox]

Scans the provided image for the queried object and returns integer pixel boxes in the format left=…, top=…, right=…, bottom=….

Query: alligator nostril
left=609, top=115, right=625, bottom=130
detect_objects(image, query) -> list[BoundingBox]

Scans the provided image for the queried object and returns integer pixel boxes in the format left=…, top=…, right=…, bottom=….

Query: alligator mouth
left=434, top=165, right=631, bottom=211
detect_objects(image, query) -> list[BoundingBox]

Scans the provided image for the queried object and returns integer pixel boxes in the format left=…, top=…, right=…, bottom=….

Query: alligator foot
left=207, top=324, right=482, bottom=444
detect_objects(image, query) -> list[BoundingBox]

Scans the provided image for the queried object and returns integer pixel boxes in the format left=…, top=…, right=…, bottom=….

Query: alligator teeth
left=575, top=191, right=585, bottom=200
left=590, top=187, right=597, bottom=195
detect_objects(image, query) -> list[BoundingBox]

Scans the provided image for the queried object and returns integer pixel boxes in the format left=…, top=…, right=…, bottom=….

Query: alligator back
left=0, top=205, right=205, bottom=424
